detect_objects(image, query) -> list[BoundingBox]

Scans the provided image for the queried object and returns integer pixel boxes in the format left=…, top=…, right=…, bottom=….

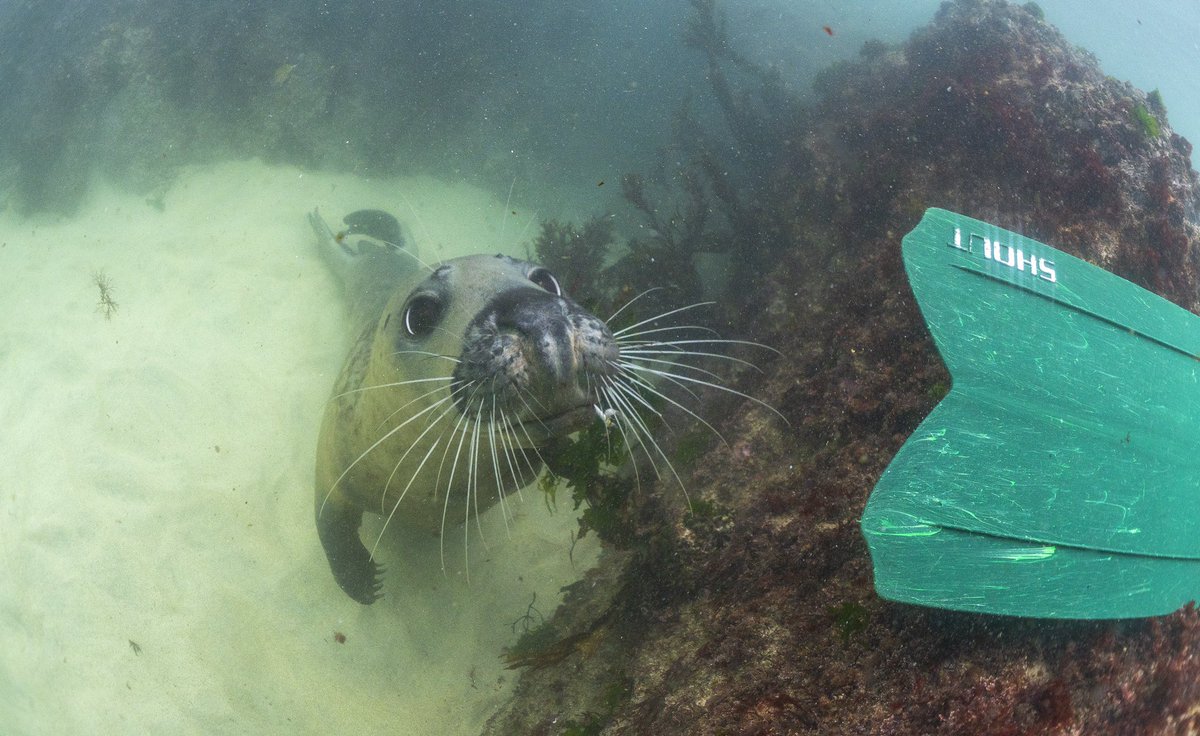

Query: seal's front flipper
left=863, top=208, right=1200, bottom=619
left=316, top=498, right=383, bottom=605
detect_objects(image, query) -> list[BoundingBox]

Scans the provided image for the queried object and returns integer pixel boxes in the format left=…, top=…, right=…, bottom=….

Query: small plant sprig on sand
left=93, top=270, right=118, bottom=319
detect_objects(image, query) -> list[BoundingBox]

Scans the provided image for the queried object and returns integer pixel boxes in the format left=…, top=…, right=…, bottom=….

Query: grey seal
left=309, top=208, right=621, bottom=603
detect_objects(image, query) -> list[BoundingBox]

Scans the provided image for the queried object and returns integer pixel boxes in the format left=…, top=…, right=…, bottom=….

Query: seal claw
left=316, top=499, right=383, bottom=605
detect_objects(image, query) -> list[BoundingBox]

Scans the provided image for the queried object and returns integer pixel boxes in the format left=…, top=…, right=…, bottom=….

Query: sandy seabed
left=0, top=160, right=599, bottom=735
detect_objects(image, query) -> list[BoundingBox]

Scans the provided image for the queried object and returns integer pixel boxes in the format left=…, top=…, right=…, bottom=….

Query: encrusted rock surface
left=484, top=2, right=1200, bottom=734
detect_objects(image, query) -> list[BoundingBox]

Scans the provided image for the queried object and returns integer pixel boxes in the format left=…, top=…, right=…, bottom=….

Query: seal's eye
left=403, top=295, right=443, bottom=338
left=528, top=268, right=562, bottom=296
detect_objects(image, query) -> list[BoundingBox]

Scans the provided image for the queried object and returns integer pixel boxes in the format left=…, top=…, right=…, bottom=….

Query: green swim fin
left=862, top=208, right=1200, bottom=619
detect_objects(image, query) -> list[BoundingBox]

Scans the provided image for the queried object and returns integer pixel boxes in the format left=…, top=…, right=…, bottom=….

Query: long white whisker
left=431, top=377, right=493, bottom=574
left=495, top=415, right=522, bottom=497
left=370, top=438, right=442, bottom=562
left=618, top=358, right=701, bottom=403
left=488, top=397, right=514, bottom=536
left=459, top=401, right=488, bottom=586
left=604, top=380, right=691, bottom=506
left=318, top=393, right=456, bottom=519
left=618, top=361, right=789, bottom=425
left=390, top=350, right=462, bottom=364
left=508, top=388, right=552, bottom=469
left=615, top=353, right=729, bottom=382
left=619, top=348, right=764, bottom=372
left=498, top=178, right=516, bottom=245
left=612, top=370, right=728, bottom=446
left=379, top=394, right=462, bottom=513
left=500, top=413, right=540, bottom=499
left=515, top=209, right=539, bottom=245
left=606, top=286, right=665, bottom=324
left=431, top=380, right=476, bottom=496
left=612, top=301, right=716, bottom=337
left=614, top=324, right=721, bottom=341
left=596, top=385, right=643, bottom=492
left=330, top=376, right=451, bottom=401
left=618, top=337, right=782, bottom=356
left=375, top=383, right=461, bottom=432
left=438, top=402, right=476, bottom=575
left=600, top=379, right=664, bottom=480
left=395, top=190, right=439, bottom=270
left=469, top=401, right=491, bottom=555
left=511, top=380, right=551, bottom=417
left=604, top=372, right=666, bottom=421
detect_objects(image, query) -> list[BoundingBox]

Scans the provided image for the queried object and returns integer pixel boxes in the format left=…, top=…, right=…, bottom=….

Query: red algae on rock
left=483, top=2, right=1200, bottom=734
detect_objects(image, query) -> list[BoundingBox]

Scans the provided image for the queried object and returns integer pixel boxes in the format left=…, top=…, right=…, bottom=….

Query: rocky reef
left=1, top=0, right=545, bottom=213
left=483, top=1, right=1200, bottom=734
left=0, top=0, right=692, bottom=216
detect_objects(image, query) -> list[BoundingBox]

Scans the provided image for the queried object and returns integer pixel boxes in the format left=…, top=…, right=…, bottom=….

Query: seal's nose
left=503, top=292, right=575, bottom=386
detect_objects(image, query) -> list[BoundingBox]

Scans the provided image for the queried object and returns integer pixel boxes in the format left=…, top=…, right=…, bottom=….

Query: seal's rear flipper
left=863, top=208, right=1200, bottom=619
left=308, top=207, right=419, bottom=282
left=316, top=499, right=383, bottom=605
left=309, top=207, right=422, bottom=325
left=308, top=208, right=358, bottom=277
left=342, top=209, right=405, bottom=250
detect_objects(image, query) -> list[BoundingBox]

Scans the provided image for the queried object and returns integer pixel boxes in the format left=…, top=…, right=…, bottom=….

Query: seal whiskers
left=372, top=438, right=443, bottom=563
left=434, top=394, right=477, bottom=575
left=598, top=373, right=688, bottom=495
left=486, top=397, right=514, bottom=537
left=310, top=206, right=773, bottom=604
left=616, top=358, right=786, bottom=422
left=318, top=391, right=459, bottom=520
left=571, top=297, right=788, bottom=513
left=377, top=386, right=469, bottom=513
left=332, top=375, right=453, bottom=402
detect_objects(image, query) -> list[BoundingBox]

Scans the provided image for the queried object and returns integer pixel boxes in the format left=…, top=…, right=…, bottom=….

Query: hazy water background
left=0, top=0, right=1194, bottom=220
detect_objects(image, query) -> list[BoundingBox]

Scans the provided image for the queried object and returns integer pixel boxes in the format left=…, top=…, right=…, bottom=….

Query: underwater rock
left=0, top=1, right=698, bottom=215
left=484, top=1, right=1200, bottom=734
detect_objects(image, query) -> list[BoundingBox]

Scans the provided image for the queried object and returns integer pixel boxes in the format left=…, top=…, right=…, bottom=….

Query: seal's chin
left=516, top=404, right=595, bottom=445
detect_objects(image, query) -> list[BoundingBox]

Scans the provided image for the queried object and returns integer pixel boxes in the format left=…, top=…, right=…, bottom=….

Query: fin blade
left=864, top=209, right=1200, bottom=618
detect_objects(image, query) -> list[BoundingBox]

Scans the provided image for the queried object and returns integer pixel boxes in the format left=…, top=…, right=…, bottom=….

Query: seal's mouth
left=516, top=403, right=595, bottom=444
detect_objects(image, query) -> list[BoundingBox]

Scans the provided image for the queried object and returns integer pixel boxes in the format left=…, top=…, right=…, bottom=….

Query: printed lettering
left=992, top=241, right=1016, bottom=267
left=947, top=227, right=1057, bottom=284
left=1017, top=250, right=1038, bottom=276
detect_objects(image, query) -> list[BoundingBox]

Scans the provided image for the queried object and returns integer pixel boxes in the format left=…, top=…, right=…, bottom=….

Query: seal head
left=452, top=264, right=617, bottom=444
